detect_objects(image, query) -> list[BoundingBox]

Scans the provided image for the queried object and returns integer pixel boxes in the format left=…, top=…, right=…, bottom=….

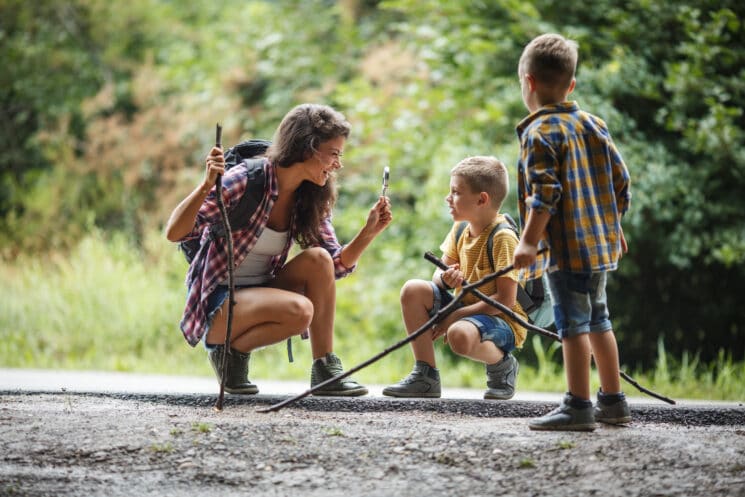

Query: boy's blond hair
left=451, top=156, right=509, bottom=210
left=518, top=33, right=578, bottom=91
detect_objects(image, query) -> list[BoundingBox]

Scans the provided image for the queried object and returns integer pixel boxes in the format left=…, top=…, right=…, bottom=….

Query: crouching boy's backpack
left=179, top=139, right=272, bottom=264
left=455, top=213, right=554, bottom=329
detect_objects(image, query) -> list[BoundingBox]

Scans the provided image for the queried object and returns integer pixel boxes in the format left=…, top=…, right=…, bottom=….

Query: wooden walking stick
left=424, top=251, right=675, bottom=405
left=212, top=123, right=236, bottom=412
left=257, top=249, right=548, bottom=413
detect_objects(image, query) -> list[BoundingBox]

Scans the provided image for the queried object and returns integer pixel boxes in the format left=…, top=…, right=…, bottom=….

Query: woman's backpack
left=454, top=214, right=554, bottom=328
left=179, top=139, right=271, bottom=263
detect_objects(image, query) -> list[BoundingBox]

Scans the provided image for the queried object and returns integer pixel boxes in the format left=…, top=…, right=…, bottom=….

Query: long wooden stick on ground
left=423, top=251, right=675, bottom=405
left=256, top=255, right=540, bottom=413
left=213, top=123, right=235, bottom=412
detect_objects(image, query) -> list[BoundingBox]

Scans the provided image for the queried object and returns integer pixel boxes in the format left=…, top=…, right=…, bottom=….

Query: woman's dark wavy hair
left=265, top=104, right=351, bottom=248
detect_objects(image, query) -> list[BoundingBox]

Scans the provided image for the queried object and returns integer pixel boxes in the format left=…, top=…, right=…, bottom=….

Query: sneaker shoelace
left=318, top=357, right=345, bottom=379
left=400, top=369, right=427, bottom=384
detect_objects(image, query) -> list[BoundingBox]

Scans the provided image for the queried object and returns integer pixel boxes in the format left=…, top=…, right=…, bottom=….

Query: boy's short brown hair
left=518, top=33, right=578, bottom=91
left=451, top=156, right=509, bottom=210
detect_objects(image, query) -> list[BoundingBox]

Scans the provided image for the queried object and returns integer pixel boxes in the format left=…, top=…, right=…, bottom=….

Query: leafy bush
left=2, top=0, right=744, bottom=372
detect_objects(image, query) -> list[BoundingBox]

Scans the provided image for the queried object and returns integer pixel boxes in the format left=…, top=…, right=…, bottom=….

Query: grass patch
left=191, top=422, right=212, bottom=434
left=0, top=230, right=204, bottom=376
left=1, top=231, right=743, bottom=401
left=150, top=442, right=174, bottom=453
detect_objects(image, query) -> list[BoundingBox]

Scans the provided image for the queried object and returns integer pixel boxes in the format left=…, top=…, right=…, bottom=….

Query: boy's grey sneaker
left=208, top=345, right=259, bottom=395
left=310, top=352, right=368, bottom=397
left=382, top=361, right=441, bottom=398
left=595, top=391, right=632, bottom=425
left=529, top=392, right=597, bottom=431
left=484, top=353, right=519, bottom=400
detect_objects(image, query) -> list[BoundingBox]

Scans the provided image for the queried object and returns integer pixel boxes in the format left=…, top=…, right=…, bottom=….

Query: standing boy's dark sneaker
left=594, top=390, right=632, bottom=425
left=529, top=392, right=597, bottom=431
left=310, top=352, right=368, bottom=396
left=484, top=353, right=519, bottom=400
left=382, top=361, right=441, bottom=398
left=208, top=345, right=259, bottom=395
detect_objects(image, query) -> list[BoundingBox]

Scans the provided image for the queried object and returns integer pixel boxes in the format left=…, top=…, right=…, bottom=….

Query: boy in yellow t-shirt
left=383, top=156, right=528, bottom=399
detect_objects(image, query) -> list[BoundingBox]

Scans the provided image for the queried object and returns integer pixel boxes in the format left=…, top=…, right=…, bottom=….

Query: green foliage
left=2, top=234, right=742, bottom=400
left=640, top=338, right=745, bottom=400
left=2, top=0, right=745, bottom=381
left=0, top=230, right=190, bottom=372
left=581, top=2, right=745, bottom=365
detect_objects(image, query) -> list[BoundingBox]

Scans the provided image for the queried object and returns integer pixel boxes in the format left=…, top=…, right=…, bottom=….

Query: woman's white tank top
left=222, top=227, right=289, bottom=286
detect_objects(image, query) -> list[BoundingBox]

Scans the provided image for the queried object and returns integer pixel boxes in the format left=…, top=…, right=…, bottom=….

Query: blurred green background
left=2, top=0, right=744, bottom=399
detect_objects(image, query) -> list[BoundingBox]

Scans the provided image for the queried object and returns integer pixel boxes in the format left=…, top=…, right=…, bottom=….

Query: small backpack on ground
left=454, top=214, right=554, bottom=329
left=179, top=139, right=272, bottom=263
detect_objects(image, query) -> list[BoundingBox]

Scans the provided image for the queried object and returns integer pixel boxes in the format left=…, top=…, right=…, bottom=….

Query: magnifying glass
left=381, top=166, right=390, bottom=197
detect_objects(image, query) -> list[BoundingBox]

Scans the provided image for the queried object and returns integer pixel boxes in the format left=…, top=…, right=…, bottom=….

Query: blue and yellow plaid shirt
left=516, top=101, right=631, bottom=275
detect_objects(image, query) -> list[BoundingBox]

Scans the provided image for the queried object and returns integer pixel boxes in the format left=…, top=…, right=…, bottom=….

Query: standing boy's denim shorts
left=547, top=270, right=612, bottom=340
left=428, top=282, right=516, bottom=354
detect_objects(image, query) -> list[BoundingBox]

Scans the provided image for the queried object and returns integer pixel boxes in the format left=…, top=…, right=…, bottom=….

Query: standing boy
left=383, top=156, right=527, bottom=400
left=513, top=33, right=632, bottom=431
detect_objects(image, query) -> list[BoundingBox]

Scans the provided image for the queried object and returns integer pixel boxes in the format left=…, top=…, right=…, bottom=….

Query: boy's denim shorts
left=428, top=282, right=516, bottom=354
left=547, top=270, right=612, bottom=340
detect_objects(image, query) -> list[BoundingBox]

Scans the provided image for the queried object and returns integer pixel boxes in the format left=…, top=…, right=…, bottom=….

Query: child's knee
left=400, top=279, right=430, bottom=302
left=446, top=325, right=474, bottom=355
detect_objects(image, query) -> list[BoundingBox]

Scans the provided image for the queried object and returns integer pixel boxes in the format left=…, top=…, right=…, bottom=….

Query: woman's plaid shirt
left=177, top=159, right=354, bottom=346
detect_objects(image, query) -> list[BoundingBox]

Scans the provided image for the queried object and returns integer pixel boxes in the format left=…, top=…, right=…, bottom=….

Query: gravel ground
left=1, top=391, right=744, bottom=497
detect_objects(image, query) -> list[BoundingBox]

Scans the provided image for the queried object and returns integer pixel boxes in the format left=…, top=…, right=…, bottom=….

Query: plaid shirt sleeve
left=179, top=168, right=248, bottom=241
left=179, top=165, right=261, bottom=347
left=609, top=138, right=631, bottom=216
left=197, top=170, right=248, bottom=233
left=522, top=130, right=563, bottom=215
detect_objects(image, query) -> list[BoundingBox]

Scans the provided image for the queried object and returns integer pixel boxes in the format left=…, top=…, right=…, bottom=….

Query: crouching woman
left=165, top=103, right=392, bottom=396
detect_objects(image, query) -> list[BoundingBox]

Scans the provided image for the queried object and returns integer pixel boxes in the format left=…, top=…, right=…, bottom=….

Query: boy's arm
left=609, top=141, right=631, bottom=216
left=608, top=139, right=630, bottom=259
left=513, top=208, right=551, bottom=269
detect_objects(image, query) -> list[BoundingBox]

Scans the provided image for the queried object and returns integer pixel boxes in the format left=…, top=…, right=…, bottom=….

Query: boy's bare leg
left=382, top=279, right=442, bottom=398
left=589, top=330, right=622, bottom=394
left=400, top=279, right=437, bottom=366
left=562, top=334, right=592, bottom=400
left=446, top=322, right=503, bottom=364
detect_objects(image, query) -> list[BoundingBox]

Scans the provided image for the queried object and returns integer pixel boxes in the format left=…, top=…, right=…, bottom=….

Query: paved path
left=1, top=368, right=739, bottom=407
left=1, top=367, right=549, bottom=400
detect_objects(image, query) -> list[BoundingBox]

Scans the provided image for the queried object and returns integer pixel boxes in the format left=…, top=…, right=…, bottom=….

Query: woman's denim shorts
left=428, top=282, right=516, bottom=354
left=202, top=284, right=259, bottom=349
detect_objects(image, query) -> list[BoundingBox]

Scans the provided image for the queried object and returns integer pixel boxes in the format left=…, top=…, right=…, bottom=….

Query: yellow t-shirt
left=439, top=214, right=528, bottom=348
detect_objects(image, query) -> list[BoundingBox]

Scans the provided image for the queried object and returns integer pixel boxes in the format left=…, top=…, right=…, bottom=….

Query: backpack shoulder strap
left=454, top=221, right=469, bottom=246
left=456, top=218, right=518, bottom=270
left=486, top=214, right=536, bottom=313
left=226, top=158, right=266, bottom=230
left=485, top=215, right=519, bottom=270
